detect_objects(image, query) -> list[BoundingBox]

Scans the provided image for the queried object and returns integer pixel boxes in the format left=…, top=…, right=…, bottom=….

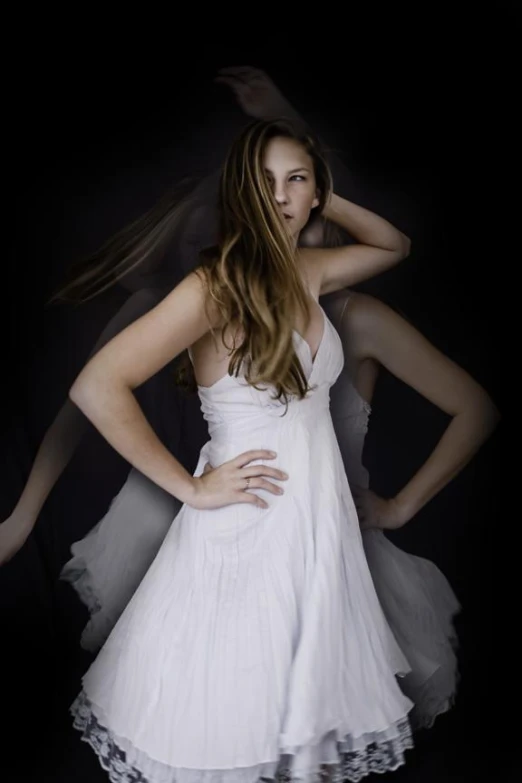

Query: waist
left=199, top=392, right=331, bottom=469
left=207, top=387, right=329, bottom=433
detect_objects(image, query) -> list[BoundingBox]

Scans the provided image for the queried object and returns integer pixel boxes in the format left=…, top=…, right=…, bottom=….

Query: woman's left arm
left=304, top=194, right=411, bottom=294
left=344, top=294, right=501, bottom=529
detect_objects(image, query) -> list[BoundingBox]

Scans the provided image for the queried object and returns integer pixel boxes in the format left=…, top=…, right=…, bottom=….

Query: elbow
left=468, top=392, right=501, bottom=438
left=387, top=232, right=411, bottom=266
left=484, top=398, right=501, bottom=433
left=69, top=364, right=106, bottom=415
left=69, top=364, right=132, bottom=417
left=399, top=232, right=411, bottom=259
left=69, top=372, right=93, bottom=413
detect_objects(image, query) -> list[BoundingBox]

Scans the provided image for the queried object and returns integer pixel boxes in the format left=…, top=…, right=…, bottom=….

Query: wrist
left=176, top=475, right=199, bottom=507
left=322, top=192, right=342, bottom=221
left=391, top=494, right=416, bottom=526
left=15, top=493, right=44, bottom=525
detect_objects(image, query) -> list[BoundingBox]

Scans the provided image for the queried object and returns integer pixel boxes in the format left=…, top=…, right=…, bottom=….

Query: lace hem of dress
left=60, top=557, right=102, bottom=615
left=60, top=558, right=113, bottom=652
left=406, top=666, right=460, bottom=731
left=71, top=691, right=413, bottom=783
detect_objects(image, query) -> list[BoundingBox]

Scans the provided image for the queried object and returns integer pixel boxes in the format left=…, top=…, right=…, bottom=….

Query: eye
left=290, top=175, right=306, bottom=182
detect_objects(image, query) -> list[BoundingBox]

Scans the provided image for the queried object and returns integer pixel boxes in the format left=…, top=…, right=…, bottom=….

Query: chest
left=190, top=296, right=325, bottom=389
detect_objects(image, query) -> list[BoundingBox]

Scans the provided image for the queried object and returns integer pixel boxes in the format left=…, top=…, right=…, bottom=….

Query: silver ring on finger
left=245, top=477, right=251, bottom=490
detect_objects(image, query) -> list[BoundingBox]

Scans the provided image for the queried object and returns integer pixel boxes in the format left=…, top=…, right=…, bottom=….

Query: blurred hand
left=353, top=486, right=408, bottom=531
left=0, top=509, right=36, bottom=566
left=299, top=216, right=327, bottom=248
left=215, top=66, right=298, bottom=121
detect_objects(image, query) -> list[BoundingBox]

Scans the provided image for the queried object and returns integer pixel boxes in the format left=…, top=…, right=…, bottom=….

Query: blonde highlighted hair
left=49, top=177, right=204, bottom=304
left=51, top=119, right=334, bottom=403
left=196, top=118, right=333, bottom=403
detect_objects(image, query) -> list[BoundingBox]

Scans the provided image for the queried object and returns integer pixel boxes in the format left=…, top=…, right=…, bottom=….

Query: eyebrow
left=264, top=167, right=311, bottom=174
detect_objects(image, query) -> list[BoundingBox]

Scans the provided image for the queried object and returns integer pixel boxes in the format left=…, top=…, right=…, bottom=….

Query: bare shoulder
left=322, top=290, right=388, bottom=335
left=90, top=288, right=166, bottom=357
left=158, top=268, right=221, bottom=326
left=74, top=269, right=224, bottom=394
left=332, top=292, right=408, bottom=362
left=116, top=287, right=166, bottom=319
left=340, top=291, right=393, bottom=328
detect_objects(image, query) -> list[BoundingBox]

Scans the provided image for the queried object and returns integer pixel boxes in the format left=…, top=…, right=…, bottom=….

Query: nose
left=273, top=180, right=289, bottom=206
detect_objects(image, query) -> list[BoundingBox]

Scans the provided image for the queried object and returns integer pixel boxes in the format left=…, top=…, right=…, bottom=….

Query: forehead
left=263, top=136, right=311, bottom=170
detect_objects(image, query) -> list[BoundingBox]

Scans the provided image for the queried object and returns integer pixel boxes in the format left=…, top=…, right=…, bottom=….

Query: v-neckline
left=293, top=304, right=327, bottom=369
left=195, top=303, right=328, bottom=391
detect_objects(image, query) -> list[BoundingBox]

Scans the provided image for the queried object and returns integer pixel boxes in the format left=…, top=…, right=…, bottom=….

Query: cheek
left=296, top=188, right=317, bottom=211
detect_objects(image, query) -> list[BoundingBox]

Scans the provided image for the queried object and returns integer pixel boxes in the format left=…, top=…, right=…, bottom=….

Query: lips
left=283, top=213, right=293, bottom=220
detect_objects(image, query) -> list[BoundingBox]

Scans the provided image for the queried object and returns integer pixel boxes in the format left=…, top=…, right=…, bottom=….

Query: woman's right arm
left=69, top=273, right=208, bottom=504
left=69, top=272, right=285, bottom=511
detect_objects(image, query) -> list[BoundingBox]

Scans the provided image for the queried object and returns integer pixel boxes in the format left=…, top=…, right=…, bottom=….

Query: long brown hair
left=196, top=118, right=333, bottom=403
left=49, top=176, right=204, bottom=304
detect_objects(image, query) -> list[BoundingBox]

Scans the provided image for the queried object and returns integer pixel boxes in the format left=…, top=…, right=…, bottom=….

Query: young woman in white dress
left=0, top=72, right=499, bottom=744
left=60, top=116, right=416, bottom=782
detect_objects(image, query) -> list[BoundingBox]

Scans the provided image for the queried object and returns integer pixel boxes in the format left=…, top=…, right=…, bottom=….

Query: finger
left=231, top=450, right=277, bottom=468
left=240, top=465, right=288, bottom=481
left=239, top=478, right=284, bottom=496
left=232, top=491, right=268, bottom=509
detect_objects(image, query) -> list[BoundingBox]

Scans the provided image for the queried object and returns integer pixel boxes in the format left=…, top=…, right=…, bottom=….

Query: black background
left=1, top=5, right=515, bottom=781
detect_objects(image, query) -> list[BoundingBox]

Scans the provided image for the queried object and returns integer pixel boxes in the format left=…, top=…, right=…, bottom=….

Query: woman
left=66, top=118, right=414, bottom=782
left=321, top=288, right=498, bottom=729
left=1, top=70, right=498, bottom=737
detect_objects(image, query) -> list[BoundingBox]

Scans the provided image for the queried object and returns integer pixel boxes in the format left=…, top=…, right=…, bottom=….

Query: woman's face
left=263, top=136, right=320, bottom=238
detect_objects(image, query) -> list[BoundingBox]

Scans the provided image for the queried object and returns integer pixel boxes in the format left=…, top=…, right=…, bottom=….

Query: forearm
left=324, top=193, right=410, bottom=254
left=394, top=398, right=500, bottom=523
left=69, top=377, right=196, bottom=505
left=16, top=401, right=90, bottom=518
